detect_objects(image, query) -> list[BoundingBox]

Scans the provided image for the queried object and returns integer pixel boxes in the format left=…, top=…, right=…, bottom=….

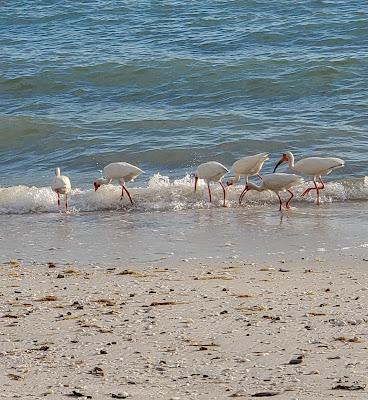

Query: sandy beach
left=2, top=0, right=368, bottom=398
left=1, top=254, right=367, bottom=399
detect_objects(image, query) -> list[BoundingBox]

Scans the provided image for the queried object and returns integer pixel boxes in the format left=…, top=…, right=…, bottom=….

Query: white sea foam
left=0, top=174, right=367, bottom=215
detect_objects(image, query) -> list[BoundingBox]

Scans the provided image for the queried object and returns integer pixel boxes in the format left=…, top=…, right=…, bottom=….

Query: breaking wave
left=0, top=174, right=367, bottom=215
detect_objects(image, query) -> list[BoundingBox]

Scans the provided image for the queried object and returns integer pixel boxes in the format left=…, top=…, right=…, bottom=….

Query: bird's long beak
left=194, top=176, right=198, bottom=192
left=273, top=154, right=289, bottom=173
left=239, top=187, right=249, bottom=205
left=273, top=158, right=284, bottom=173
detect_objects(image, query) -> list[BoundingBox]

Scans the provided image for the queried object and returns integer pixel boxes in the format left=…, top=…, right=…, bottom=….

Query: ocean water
left=0, top=0, right=367, bottom=257
left=1, top=1, right=367, bottom=188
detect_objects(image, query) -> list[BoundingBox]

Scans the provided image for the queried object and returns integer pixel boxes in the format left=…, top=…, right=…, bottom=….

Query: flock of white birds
left=51, top=151, right=344, bottom=212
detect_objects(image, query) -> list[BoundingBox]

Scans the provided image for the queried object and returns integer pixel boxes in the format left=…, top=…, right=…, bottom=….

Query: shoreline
left=1, top=202, right=367, bottom=267
left=1, top=257, right=367, bottom=399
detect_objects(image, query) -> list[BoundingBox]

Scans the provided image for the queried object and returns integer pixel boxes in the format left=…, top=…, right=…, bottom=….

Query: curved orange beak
left=239, top=185, right=249, bottom=205
left=273, top=154, right=288, bottom=173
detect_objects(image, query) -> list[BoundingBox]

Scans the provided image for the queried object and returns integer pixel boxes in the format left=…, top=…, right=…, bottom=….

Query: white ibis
left=51, top=167, right=71, bottom=210
left=273, top=151, right=344, bottom=205
left=194, top=161, right=229, bottom=206
left=240, top=173, right=304, bottom=211
left=227, top=152, right=269, bottom=203
left=94, top=162, right=144, bottom=205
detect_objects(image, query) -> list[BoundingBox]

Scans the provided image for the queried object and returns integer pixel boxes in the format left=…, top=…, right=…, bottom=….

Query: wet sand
left=1, top=256, right=368, bottom=399
left=1, top=203, right=368, bottom=266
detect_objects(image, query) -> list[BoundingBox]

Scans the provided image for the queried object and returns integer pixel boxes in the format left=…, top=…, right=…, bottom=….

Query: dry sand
left=1, top=257, right=367, bottom=399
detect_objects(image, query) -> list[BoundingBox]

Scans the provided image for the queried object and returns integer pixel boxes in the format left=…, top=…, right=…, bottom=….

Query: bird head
left=238, top=183, right=252, bottom=205
left=93, top=178, right=104, bottom=191
left=273, top=153, right=290, bottom=173
left=226, top=178, right=235, bottom=187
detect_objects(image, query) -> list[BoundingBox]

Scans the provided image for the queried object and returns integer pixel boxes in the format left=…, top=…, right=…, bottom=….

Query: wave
left=0, top=174, right=367, bottom=215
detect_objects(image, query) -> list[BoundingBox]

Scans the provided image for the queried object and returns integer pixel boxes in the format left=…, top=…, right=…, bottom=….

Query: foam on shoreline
left=0, top=173, right=367, bottom=215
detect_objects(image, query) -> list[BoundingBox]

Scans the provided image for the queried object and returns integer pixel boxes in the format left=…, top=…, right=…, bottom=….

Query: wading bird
left=94, top=162, right=144, bottom=205
left=51, top=167, right=71, bottom=211
left=273, top=151, right=344, bottom=205
left=194, top=161, right=229, bottom=207
left=227, top=152, right=269, bottom=203
left=240, top=173, right=304, bottom=211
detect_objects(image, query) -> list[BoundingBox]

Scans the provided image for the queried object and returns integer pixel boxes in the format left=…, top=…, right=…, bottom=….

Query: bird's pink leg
left=286, top=190, right=294, bottom=209
left=318, top=177, right=325, bottom=192
left=315, top=177, right=325, bottom=206
left=302, top=178, right=323, bottom=199
left=122, top=185, right=134, bottom=205
left=219, top=182, right=226, bottom=207
left=207, top=183, right=212, bottom=203
left=302, top=186, right=314, bottom=196
left=277, top=192, right=283, bottom=211
left=313, top=179, right=321, bottom=206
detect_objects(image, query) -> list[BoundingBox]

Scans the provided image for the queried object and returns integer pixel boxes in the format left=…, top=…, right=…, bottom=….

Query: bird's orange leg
left=286, top=190, right=294, bottom=209
left=302, top=178, right=324, bottom=198
left=122, top=185, right=134, bottom=205
left=219, top=182, right=226, bottom=207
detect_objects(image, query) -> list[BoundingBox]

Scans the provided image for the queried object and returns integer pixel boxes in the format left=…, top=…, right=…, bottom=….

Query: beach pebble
left=289, top=355, right=304, bottom=365
left=111, top=393, right=129, bottom=399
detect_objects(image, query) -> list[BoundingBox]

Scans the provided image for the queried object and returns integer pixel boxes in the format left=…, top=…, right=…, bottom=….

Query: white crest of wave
left=0, top=175, right=367, bottom=214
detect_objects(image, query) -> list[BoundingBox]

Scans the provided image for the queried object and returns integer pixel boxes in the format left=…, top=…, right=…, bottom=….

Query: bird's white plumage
left=273, top=151, right=345, bottom=206
left=231, top=152, right=269, bottom=180
left=195, top=161, right=228, bottom=182
left=51, top=168, right=71, bottom=195
left=292, top=156, right=345, bottom=177
left=244, top=173, right=304, bottom=210
left=260, top=173, right=304, bottom=192
left=94, top=162, right=144, bottom=205
left=283, top=152, right=344, bottom=177
left=102, top=162, right=144, bottom=182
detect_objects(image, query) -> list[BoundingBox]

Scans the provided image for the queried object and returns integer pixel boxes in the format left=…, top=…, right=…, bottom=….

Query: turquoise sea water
left=1, top=0, right=367, bottom=190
